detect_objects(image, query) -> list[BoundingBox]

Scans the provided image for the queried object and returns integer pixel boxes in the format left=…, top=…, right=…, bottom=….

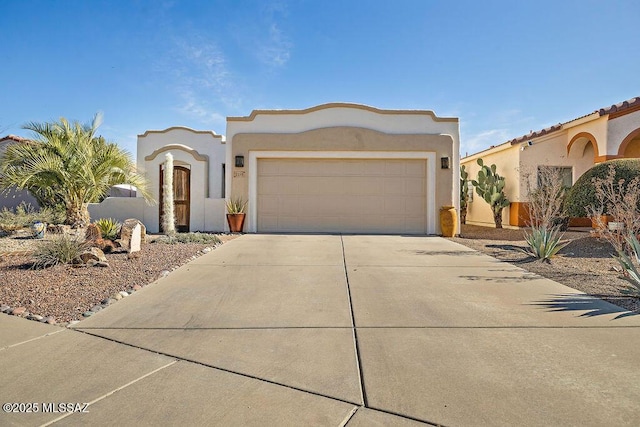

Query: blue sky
left=1, top=0, right=639, bottom=158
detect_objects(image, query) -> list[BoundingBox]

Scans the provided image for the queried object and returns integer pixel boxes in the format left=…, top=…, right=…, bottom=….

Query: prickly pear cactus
left=460, top=165, right=469, bottom=224
left=470, top=158, right=510, bottom=228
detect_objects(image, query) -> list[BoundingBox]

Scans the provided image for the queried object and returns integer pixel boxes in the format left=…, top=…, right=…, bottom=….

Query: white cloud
left=257, top=22, right=292, bottom=67
left=461, top=128, right=511, bottom=158
left=167, top=34, right=243, bottom=124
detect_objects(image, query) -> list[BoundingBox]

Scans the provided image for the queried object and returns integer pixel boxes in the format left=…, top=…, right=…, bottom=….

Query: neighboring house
left=461, top=96, right=640, bottom=227
left=0, top=135, right=40, bottom=210
left=90, top=103, right=460, bottom=234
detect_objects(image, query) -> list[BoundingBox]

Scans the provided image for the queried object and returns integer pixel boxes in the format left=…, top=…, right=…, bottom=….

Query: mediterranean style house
left=88, top=103, right=460, bottom=234
left=461, top=96, right=640, bottom=227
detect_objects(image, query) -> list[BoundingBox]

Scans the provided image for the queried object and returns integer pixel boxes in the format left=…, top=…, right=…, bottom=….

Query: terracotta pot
left=226, top=213, right=246, bottom=233
left=591, top=215, right=613, bottom=230
left=439, top=206, right=458, bottom=237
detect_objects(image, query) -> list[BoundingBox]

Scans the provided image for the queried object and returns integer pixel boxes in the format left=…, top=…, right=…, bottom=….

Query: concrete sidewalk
left=1, top=234, right=639, bottom=426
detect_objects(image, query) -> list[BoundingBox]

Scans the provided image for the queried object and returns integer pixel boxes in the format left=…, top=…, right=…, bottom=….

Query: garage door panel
left=405, top=160, right=426, bottom=176
left=257, top=159, right=427, bottom=234
left=405, top=178, right=425, bottom=195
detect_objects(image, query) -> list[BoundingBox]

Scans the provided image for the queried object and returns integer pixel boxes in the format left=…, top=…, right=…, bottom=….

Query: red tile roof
left=508, top=96, right=640, bottom=145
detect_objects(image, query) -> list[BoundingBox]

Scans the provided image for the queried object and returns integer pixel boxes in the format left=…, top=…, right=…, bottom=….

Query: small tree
left=460, top=165, right=469, bottom=224
left=524, top=166, right=568, bottom=229
left=522, top=166, right=570, bottom=261
left=0, top=114, right=152, bottom=226
left=588, top=164, right=640, bottom=253
left=471, top=159, right=509, bottom=228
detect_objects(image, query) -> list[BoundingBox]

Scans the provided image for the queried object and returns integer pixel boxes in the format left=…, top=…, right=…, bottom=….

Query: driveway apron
left=1, top=234, right=639, bottom=426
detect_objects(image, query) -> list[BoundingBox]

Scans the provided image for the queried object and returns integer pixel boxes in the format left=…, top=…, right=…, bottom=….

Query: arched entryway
left=618, top=128, right=640, bottom=158
left=567, top=132, right=599, bottom=161
left=159, top=165, right=191, bottom=232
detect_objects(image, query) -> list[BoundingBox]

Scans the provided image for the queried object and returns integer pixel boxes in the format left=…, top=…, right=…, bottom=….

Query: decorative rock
left=94, top=237, right=116, bottom=253
left=82, top=311, right=94, bottom=317
left=46, top=317, right=56, bottom=325
left=159, top=270, right=170, bottom=278
left=118, top=291, right=129, bottom=297
left=202, top=247, right=212, bottom=253
left=113, top=293, right=123, bottom=301
left=119, top=219, right=147, bottom=250
left=79, top=247, right=107, bottom=263
left=132, top=284, right=142, bottom=291
left=101, top=298, right=116, bottom=306
left=31, top=314, right=44, bottom=321
left=11, top=307, right=26, bottom=316
left=0, top=305, right=10, bottom=313
left=90, top=305, right=102, bottom=312
left=128, top=223, right=142, bottom=254
left=84, top=223, right=102, bottom=242
left=95, top=261, right=110, bottom=268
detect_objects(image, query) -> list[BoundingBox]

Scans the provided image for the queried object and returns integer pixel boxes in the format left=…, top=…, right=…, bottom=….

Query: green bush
left=565, top=159, right=640, bottom=217
left=154, top=232, right=222, bottom=245
left=32, top=234, right=88, bottom=269
left=0, top=203, right=65, bottom=232
left=94, top=218, right=121, bottom=240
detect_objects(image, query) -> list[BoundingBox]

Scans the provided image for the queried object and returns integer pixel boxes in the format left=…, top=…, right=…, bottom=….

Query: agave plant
left=94, top=218, right=121, bottom=241
left=226, top=197, right=247, bottom=214
left=614, top=233, right=640, bottom=292
left=524, top=226, right=569, bottom=262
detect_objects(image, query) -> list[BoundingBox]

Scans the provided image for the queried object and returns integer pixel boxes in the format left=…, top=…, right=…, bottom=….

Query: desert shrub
left=565, top=159, right=640, bottom=217
left=94, top=218, right=121, bottom=240
left=524, top=226, right=570, bottom=262
left=32, top=234, right=89, bottom=269
left=154, top=232, right=221, bottom=245
left=524, top=166, right=568, bottom=229
left=589, top=163, right=640, bottom=253
left=0, top=203, right=65, bottom=232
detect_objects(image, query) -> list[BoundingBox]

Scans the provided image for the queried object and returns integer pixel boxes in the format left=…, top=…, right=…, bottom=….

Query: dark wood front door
left=159, top=165, right=191, bottom=232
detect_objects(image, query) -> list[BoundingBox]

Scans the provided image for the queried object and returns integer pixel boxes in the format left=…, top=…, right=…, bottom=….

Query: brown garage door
left=257, top=158, right=427, bottom=233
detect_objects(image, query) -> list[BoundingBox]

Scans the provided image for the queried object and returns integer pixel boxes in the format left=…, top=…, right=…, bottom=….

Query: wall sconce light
left=235, top=155, right=244, bottom=168
left=440, top=156, right=450, bottom=169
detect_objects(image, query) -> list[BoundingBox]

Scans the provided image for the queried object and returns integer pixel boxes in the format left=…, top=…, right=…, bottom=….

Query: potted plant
left=226, top=197, right=247, bottom=233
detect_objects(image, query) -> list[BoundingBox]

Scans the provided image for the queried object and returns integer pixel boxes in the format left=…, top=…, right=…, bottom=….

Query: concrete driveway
left=1, top=234, right=640, bottom=426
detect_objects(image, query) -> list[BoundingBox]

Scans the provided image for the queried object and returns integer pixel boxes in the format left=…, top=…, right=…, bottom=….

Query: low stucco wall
left=88, top=197, right=145, bottom=224
left=89, top=197, right=226, bottom=233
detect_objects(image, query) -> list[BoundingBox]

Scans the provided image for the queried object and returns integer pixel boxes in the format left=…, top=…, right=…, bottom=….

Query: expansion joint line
left=340, top=235, right=368, bottom=407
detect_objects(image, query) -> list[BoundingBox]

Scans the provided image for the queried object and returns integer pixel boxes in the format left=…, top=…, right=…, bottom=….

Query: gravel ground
left=0, top=231, right=238, bottom=324
left=450, top=224, right=640, bottom=312
left=2, top=226, right=638, bottom=325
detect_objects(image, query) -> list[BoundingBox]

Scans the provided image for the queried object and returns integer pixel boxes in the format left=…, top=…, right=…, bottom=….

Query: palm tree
left=0, top=113, right=153, bottom=226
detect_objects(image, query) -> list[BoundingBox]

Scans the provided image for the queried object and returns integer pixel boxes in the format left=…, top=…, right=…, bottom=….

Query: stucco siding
left=462, top=144, right=519, bottom=227
left=608, top=110, right=640, bottom=156
left=88, top=197, right=145, bottom=224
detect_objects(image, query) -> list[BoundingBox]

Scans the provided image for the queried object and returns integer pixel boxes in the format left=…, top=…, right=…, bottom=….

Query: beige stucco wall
left=231, top=128, right=453, bottom=233
left=519, top=131, right=594, bottom=194
left=608, top=110, right=640, bottom=156
left=461, top=143, right=519, bottom=227
left=226, top=104, right=459, bottom=234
